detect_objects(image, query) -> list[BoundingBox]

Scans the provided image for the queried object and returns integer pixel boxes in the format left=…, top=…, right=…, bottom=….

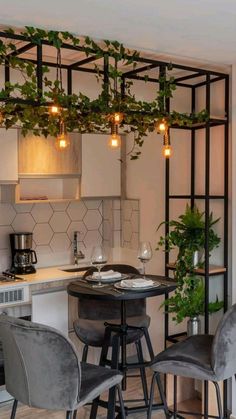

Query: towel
left=120, top=278, right=155, bottom=288
left=92, top=270, right=122, bottom=280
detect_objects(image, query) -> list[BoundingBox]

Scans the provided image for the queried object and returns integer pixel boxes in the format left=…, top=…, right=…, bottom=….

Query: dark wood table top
left=67, top=274, right=176, bottom=301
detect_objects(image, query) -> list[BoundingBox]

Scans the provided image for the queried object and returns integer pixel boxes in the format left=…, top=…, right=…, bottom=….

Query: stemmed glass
left=91, top=246, right=107, bottom=287
left=138, top=241, right=152, bottom=279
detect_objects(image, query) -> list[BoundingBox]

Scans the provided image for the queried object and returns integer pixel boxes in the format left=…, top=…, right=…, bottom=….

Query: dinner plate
left=114, top=280, right=161, bottom=291
left=86, top=273, right=130, bottom=284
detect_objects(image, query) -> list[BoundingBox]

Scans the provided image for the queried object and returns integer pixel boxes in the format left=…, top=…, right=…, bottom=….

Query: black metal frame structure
left=0, top=30, right=229, bottom=418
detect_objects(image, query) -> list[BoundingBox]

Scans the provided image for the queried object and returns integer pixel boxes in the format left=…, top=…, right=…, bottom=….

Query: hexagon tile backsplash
left=0, top=198, right=139, bottom=270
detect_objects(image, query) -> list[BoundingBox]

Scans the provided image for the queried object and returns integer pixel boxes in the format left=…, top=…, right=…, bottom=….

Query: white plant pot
left=192, top=250, right=204, bottom=267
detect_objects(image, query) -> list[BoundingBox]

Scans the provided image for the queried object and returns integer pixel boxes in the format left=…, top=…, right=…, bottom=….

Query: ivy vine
left=0, top=26, right=209, bottom=159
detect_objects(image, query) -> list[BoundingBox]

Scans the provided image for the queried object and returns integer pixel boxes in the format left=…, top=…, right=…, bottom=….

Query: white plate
left=86, top=273, right=130, bottom=284
left=114, top=280, right=161, bottom=291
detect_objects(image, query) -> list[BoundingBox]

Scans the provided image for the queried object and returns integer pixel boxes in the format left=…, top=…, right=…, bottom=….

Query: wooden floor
left=0, top=371, right=201, bottom=419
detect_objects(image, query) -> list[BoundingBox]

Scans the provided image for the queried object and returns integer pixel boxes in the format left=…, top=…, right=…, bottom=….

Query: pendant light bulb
left=50, top=104, right=60, bottom=115
left=108, top=124, right=121, bottom=149
left=55, top=121, right=70, bottom=151
left=156, top=118, right=168, bottom=133
left=163, top=144, right=173, bottom=158
left=113, top=112, right=123, bottom=125
left=162, top=131, right=172, bottom=158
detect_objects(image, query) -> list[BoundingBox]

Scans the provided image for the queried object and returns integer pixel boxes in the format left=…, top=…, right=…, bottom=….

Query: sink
left=61, top=266, right=90, bottom=273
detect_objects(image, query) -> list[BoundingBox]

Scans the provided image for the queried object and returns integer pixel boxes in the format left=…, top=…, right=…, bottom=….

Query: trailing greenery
left=163, top=275, right=223, bottom=324
left=0, top=26, right=209, bottom=158
left=157, top=205, right=222, bottom=322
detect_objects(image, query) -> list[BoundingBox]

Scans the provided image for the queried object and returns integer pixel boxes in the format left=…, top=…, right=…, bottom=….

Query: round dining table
left=67, top=274, right=176, bottom=415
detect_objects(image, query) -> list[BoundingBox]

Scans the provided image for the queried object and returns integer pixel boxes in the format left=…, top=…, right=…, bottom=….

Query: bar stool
left=73, top=264, right=154, bottom=406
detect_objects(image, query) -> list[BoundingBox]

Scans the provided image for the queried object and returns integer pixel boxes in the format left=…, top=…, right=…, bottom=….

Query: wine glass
left=91, top=246, right=107, bottom=287
left=138, top=241, right=152, bottom=279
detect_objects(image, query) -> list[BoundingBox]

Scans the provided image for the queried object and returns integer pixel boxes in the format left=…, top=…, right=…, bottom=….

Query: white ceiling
left=0, top=0, right=235, bottom=67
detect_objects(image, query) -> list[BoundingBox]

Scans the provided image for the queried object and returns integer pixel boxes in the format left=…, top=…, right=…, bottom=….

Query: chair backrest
left=0, top=315, right=81, bottom=411
left=79, top=264, right=146, bottom=320
left=211, top=303, right=236, bottom=380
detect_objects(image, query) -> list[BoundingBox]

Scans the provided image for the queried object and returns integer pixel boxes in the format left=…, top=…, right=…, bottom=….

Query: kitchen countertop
left=0, top=262, right=91, bottom=288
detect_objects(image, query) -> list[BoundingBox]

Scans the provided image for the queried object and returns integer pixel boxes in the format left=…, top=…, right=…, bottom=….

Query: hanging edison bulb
left=162, top=130, right=173, bottom=158
left=108, top=123, right=121, bottom=149
left=49, top=104, right=60, bottom=115
left=113, top=112, right=123, bottom=125
left=55, top=121, right=70, bottom=151
left=156, top=118, right=168, bottom=134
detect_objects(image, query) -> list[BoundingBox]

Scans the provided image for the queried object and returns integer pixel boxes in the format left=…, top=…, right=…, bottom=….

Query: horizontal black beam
left=69, top=55, right=98, bottom=69
left=0, top=31, right=229, bottom=79
left=7, top=42, right=34, bottom=58
left=125, top=73, right=191, bottom=88
left=169, top=194, right=225, bottom=199
left=174, top=72, right=202, bottom=83
left=123, top=63, right=159, bottom=77
left=195, top=75, right=226, bottom=88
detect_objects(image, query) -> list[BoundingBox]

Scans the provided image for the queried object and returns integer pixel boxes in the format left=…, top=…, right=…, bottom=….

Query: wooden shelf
left=171, top=116, right=227, bottom=130
left=167, top=262, right=226, bottom=276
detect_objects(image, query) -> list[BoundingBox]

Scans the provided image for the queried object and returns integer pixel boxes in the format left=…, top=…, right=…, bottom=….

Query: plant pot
left=192, top=250, right=204, bottom=267
left=187, top=316, right=201, bottom=336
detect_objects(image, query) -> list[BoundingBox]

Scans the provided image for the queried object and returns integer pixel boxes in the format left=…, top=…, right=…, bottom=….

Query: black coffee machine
left=10, top=233, right=37, bottom=274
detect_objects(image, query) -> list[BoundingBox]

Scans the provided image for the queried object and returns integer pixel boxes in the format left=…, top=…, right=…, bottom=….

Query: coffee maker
left=10, top=233, right=37, bottom=274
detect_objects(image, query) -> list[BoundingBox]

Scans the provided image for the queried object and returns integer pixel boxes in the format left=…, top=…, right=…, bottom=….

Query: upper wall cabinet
left=0, top=128, right=18, bottom=183
left=18, top=131, right=81, bottom=177
left=81, top=133, right=121, bottom=198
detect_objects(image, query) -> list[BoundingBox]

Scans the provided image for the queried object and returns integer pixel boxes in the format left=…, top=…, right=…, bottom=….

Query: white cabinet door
left=81, top=133, right=121, bottom=197
left=32, top=289, right=68, bottom=336
left=0, top=129, right=18, bottom=183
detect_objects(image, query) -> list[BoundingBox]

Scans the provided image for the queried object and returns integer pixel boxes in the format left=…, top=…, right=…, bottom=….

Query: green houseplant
left=157, top=204, right=221, bottom=284
left=157, top=205, right=223, bottom=330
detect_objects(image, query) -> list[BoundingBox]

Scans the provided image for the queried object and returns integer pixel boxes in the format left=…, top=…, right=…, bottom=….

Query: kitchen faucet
left=73, top=231, right=85, bottom=264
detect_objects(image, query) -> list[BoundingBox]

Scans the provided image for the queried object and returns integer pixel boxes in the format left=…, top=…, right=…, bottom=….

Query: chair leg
left=82, top=344, right=88, bottom=362
left=117, top=385, right=126, bottom=418
left=148, top=373, right=170, bottom=419
left=66, top=412, right=73, bottom=419
left=213, top=381, right=223, bottom=419
left=90, top=396, right=100, bottom=419
left=148, top=373, right=156, bottom=419
left=135, top=339, right=149, bottom=406
left=155, top=372, right=170, bottom=418
left=107, top=386, right=116, bottom=419
left=143, top=327, right=154, bottom=361
left=10, top=399, right=18, bottom=419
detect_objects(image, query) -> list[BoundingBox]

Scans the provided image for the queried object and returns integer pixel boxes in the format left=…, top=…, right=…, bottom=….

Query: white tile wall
left=0, top=198, right=140, bottom=270
left=0, top=200, right=104, bottom=270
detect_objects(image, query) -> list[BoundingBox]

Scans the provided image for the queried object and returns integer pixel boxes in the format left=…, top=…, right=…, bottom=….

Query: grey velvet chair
left=74, top=264, right=154, bottom=405
left=0, top=315, right=126, bottom=419
left=0, top=340, right=4, bottom=386
left=148, top=303, right=236, bottom=419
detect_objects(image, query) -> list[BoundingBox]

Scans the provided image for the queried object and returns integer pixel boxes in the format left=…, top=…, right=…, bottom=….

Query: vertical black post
left=103, top=53, right=109, bottom=107
left=223, top=73, right=229, bottom=418
left=5, top=59, right=10, bottom=95
left=67, top=68, right=72, bottom=95
left=121, top=76, right=125, bottom=99
left=36, top=44, right=43, bottom=99
left=190, top=87, right=196, bottom=209
left=204, top=72, right=211, bottom=419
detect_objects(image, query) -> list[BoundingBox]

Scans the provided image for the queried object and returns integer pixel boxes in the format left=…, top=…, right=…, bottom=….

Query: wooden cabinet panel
left=19, top=131, right=81, bottom=177
left=81, top=133, right=121, bottom=197
left=0, top=128, right=18, bottom=183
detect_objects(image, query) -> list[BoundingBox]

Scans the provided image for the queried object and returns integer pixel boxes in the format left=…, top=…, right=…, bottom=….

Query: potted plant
left=163, top=275, right=223, bottom=334
left=157, top=205, right=222, bottom=332
left=157, top=204, right=221, bottom=284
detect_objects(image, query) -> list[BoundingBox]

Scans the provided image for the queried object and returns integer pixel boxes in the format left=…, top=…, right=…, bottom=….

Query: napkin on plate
left=120, top=278, right=155, bottom=288
left=92, top=270, right=122, bottom=280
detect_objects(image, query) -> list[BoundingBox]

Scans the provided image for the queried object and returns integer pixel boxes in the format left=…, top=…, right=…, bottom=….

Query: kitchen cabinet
left=81, top=133, right=121, bottom=197
left=32, top=288, right=68, bottom=336
left=0, top=128, right=18, bottom=183
left=18, top=131, right=81, bottom=177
